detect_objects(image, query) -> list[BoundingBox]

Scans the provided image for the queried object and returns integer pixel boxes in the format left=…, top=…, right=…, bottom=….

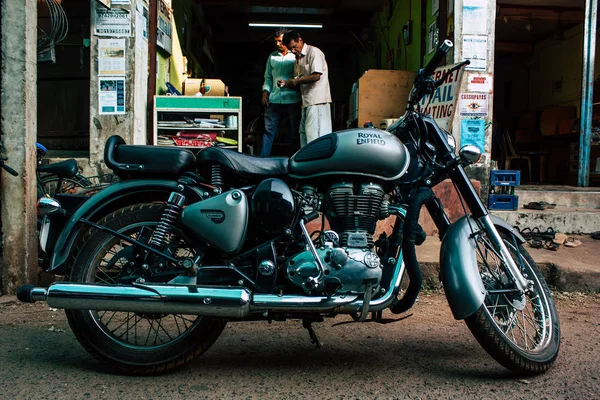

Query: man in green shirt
left=260, top=28, right=301, bottom=157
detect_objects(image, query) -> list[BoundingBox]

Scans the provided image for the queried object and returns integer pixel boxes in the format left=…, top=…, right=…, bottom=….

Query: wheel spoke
left=476, top=231, right=556, bottom=354
left=82, top=216, right=203, bottom=349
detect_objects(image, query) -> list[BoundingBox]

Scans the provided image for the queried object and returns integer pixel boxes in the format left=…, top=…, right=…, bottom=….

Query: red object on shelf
left=176, top=132, right=217, bottom=140
left=173, top=138, right=213, bottom=148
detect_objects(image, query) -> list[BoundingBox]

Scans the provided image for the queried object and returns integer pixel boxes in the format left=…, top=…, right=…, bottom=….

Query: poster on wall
left=427, top=21, right=439, bottom=54
left=99, top=77, right=126, bottom=115
left=98, top=39, right=126, bottom=75
left=135, top=2, right=149, bottom=49
left=419, top=63, right=465, bottom=131
left=463, top=0, right=487, bottom=35
left=460, top=119, right=485, bottom=152
left=467, top=73, right=493, bottom=92
left=459, top=93, right=488, bottom=117
left=94, top=8, right=132, bottom=37
left=157, top=0, right=173, bottom=54
left=462, top=35, right=487, bottom=71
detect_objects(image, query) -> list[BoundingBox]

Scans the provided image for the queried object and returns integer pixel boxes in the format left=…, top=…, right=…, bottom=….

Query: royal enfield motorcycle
left=18, top=41, right=560, bottom=375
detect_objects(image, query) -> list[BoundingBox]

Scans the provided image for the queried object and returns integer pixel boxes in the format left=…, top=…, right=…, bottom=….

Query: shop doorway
left=493, top=0, right=598, bottom=187
left=37, top=0, right=90, bottom=157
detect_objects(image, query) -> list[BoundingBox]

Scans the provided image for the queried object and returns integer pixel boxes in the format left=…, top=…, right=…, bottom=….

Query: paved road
left=0, top=292, right=598, bottom=399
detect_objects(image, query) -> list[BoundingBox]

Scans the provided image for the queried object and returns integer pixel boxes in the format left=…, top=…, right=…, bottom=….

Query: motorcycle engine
left=285, top=182, right=389, bottom=295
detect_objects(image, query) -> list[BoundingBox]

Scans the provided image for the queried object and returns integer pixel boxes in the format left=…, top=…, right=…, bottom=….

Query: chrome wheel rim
left=475, top=233, right=554, bottom=353
left=83, top=221, right=202, bottom=349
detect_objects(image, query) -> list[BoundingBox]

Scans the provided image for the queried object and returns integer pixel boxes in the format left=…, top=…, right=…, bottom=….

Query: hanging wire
left=37, top=0, right=69, bottom=56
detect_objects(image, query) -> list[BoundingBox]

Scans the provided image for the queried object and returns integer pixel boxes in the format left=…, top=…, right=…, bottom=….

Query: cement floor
left=417, top=233, right=600, bottom=292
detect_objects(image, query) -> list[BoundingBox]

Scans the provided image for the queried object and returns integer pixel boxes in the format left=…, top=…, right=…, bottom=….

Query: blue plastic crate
left=488, top=194, right=519, bottom=211
left=490, top=170, right=521, bottom=187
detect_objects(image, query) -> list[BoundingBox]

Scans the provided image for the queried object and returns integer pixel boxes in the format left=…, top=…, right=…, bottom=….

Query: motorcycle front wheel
left=465, top=228, right=560, bottom=376
left=66, top=203, right=226, bottom=374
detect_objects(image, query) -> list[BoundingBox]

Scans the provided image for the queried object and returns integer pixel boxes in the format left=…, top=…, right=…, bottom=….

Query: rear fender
left=48, top=179, right=203, bottom=274
left=439, top=215, right=525, bottom=320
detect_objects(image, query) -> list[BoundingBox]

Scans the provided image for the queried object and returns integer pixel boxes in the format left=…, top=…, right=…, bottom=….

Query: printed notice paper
left=94, top=8, right=131, bottom=37
left=99, top=76, right=126, bottom=114
left=98, top=39, right=126, bottom=75
left=460, top=119, right=485, bottom=152
left=462, top=35, right=487, bottom=71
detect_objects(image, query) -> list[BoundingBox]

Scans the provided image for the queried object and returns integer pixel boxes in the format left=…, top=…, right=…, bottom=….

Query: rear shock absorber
left=211, top=165, right=224, bottom=187
left=150, top=191, right=186, bottom=248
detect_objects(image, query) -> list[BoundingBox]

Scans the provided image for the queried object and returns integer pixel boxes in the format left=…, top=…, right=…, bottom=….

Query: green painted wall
left=364, top=0, right=423, bottom=73
left=362, top=0, right=449, bottom=75
left=156, top=0, right=204, bottom=94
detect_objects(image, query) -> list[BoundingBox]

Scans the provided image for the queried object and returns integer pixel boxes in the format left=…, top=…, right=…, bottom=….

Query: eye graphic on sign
left=467, top=102, right=481, bottom=111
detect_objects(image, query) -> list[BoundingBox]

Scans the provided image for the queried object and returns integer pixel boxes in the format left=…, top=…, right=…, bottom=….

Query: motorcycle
left=18, top=41, right=560, bottom=376
left=36, top=143, right=118, bottom=270
left=35, top=143, right=91, bottom=270
left=36, top=142, right=92, bottom=197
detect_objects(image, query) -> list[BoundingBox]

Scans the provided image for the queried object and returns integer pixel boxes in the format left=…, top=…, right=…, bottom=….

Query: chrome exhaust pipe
left=17, top=259, right=405, bottom=317
left=18, top=283, right=251, bottom=318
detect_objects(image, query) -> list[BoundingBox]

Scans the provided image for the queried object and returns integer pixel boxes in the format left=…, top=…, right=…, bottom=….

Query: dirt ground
left=0, top=291, right=598, bottom=400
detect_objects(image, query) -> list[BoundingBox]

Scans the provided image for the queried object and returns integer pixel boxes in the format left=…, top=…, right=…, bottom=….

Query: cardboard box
left=355, top=70, right=416, bottom=128
left=183, top=78, right=226, bottom=96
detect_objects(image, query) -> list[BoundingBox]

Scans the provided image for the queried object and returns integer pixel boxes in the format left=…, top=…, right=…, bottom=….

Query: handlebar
left=0, top=158, right=19, bottom=177
left=422, top=40, right=453, bottom=77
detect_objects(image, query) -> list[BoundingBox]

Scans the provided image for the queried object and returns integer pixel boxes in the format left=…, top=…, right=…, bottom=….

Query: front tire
left=66, top=203, right=226, bottom=374
left=465, top=228, right=560, bottom=375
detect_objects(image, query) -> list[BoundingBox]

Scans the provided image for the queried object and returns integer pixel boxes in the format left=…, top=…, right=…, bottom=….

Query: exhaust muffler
left=17, top=258, right=404, bottom=317
left=17, top=283, right=252, bottom=318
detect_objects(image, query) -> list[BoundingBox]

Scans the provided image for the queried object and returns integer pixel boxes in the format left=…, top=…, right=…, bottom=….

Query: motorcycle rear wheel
left=465, top=228, right=560, bottom=376
left=66, top=203, right=226, bottom=374
left=39, top=174, right=92, bottom=196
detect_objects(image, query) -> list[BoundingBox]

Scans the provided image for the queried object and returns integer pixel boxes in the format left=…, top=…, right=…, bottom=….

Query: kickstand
left=302, top=319, right=323, bottom=348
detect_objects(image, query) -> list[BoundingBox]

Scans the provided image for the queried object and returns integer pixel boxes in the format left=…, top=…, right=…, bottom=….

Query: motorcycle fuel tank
left=288, top=128, right=411, bottom=181
left=181, top=189, right=248, bottom=254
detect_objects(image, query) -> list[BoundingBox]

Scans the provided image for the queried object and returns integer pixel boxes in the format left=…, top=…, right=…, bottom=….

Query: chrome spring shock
left=211, top=165, right=224, bottom=187
left=150, top=192, right=186, bottom=248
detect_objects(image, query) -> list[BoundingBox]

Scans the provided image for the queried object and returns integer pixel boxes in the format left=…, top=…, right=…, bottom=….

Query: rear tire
left=39, top=174, right=92, bottom=196
left=465, top=228, right=560, bottom=376
left=66, top=203, right=226, bottom=374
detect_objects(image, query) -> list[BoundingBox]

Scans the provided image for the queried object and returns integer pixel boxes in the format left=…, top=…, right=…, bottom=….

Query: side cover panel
left=181, top=190, right=248, bottom=254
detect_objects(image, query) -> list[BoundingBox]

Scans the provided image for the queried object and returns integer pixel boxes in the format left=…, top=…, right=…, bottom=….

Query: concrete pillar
left=0, top=0, right=39, bottom=294
left=88, top=0, right=149, bottom=175
left=452, top=0, right=496, bottom=198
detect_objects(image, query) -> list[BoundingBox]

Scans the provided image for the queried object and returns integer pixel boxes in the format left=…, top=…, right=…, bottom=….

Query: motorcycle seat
left=196, top=147, right=289, bottom=180
left=38, top=159, right=78, bottom=179
left=104, top=135, right=197, bottom=178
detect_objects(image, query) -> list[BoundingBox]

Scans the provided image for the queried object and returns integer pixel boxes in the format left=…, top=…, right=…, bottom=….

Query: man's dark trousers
left=260, top=102, right=301, bottom=157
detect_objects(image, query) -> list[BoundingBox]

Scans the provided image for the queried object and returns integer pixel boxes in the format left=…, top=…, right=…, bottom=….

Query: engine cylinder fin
left=325, top=182, right=386, bottom=248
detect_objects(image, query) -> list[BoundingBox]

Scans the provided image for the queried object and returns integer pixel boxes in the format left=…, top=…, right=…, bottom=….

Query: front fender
left=439, top=216, right=485, bottom=320
left=439, top=215, right=525, bottom=320
left=48, top=179, right=186, bottom=273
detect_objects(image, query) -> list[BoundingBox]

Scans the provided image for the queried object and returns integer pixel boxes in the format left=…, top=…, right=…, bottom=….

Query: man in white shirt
left=280, top=30, right=332, bottom=146
left=260, top=28, right=301, bottom=157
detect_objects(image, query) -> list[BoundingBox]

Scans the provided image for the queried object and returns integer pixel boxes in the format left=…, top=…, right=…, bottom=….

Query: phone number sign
left=94, top=8, right=132, bottom=37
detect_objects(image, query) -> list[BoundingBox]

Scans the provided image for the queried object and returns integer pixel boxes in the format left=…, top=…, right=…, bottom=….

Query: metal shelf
left=156, top=144, right=237, bottom=150
left=154, top=95, right=242, bottom=153
left=157, top=126, right=238, bottom=131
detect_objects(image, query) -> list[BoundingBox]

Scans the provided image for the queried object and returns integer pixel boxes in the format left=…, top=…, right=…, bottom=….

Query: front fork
left=433, top=164, right=530, bottom=292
